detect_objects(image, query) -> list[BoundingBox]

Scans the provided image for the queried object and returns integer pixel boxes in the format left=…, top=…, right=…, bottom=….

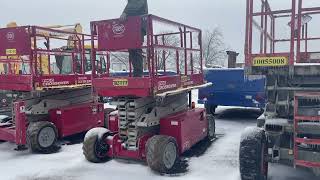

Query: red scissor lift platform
left=83, top=15, right=215, bottom=173
left=0, top=26, right=95, bottom=91
left=90, top=15, right=205, bottom=97
left=0, top=25, right=104, bottom=152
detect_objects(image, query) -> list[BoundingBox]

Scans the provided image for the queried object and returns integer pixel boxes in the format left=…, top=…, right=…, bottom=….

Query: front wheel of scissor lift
left=146, top=135, right=179, bottom=174
left=27, top=121, right=59, bottom=154
left=239, top=127, right=268, bottom=180
left=83, top=128, right=110, bottom=163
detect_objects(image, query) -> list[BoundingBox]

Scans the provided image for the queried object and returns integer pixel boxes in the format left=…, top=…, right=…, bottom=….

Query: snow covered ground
left=0, top=106, right=318, bottom=180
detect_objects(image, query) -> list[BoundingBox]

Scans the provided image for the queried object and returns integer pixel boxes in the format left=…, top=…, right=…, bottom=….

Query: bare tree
left=155, top=33, right=180, bottom=70
left=203, top=28, right=228, bottom=67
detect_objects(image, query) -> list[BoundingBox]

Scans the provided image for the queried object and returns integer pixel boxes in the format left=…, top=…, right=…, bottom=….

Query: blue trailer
left=198, top=68, right=266, bottom=114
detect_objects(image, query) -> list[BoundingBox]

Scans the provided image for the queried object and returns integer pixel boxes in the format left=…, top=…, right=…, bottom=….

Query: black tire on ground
left=27, top=121, right=58, bottom=154
left=104, top=108, right=115, bottom=129
left=239, top=127, right=268, bottom=180
left=207, top=115, right=216, bottom=140
left=205, top=104, right=217, bottom=115
left=82, top=128, right=110, bottom=163
left=146, top=135, right=179, bottom=174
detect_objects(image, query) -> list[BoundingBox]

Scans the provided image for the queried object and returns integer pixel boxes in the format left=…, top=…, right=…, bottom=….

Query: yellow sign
left=6, top=49, right=17, bottom=55
left=253, top=56, right=288, bottom=67
left=113, top=79, right=128, bottom=87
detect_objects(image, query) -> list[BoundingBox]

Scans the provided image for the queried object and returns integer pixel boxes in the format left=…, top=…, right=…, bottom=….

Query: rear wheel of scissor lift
left=83, top=128, right=110, bottom=163
left=27, top=121, right=59, bottom=154
left=239, top=127, right=268, bottom=180
left=146, top=135, right=179, bottom=174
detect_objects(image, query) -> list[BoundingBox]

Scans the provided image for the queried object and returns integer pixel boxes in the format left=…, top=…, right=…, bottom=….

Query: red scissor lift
left=82, top=15, right=215, bottom=173
left=240, top=0, right=320, bottom=179
left=0, top=25, right=105, bottom=152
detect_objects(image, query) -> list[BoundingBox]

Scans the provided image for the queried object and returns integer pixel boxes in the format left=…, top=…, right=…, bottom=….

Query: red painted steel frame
left=0, top=101, right=27, bottom=145
left=294, top=92, right=320, bottom=168
left=0, top=102, right=104, bottom=145
left=245, top=0, right=320, bottom=67
left=49, top=103, right=104, bottom=138
left=104, top=108, right=207, bottom=160
left=0, top=26, right=93, bottom=91
left=90, top=15, right=204, bottom=97
left=160, top=108, right=208, bottom=154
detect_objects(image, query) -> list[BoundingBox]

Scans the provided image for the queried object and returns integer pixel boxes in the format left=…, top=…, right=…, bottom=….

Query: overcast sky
left=1, top=0, right=319, bottom=62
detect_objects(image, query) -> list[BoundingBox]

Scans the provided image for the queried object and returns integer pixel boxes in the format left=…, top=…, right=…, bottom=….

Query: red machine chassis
left=0, top=101, right=104, bottom=146
left=106, top=108, right=208, bottom=161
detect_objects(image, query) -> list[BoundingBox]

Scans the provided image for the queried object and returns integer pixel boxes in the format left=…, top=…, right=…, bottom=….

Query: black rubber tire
left=146, top=135, right=179, bottom=174
left=83, top=128, right=110, bottom=163
left=205, top=104, right=217, bottom=115
left=239, top=127, right=268, bottom=180
left=104, top=108, right=115, bottom=129
left=27, top=121, right=58, bottom=154
left=207, top=115, right=216, bottom=140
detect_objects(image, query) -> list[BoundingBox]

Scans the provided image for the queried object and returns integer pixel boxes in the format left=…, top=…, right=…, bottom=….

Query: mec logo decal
left=6, top=32, right=15, bottom=41
left=112, top=24, right=126, bottom=35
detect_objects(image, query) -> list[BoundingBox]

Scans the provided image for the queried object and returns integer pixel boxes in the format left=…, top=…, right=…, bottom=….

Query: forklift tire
left=83, top=128, right=110, bottom=163
left=207, top=115, right=216, bottom=140
left=27, top=121, right=58, bottom=154
left=146, top=135, right=178, bottom=174
left=104, top=108, right=115, bottom=129
left=205, top=104, right=217, bottom=115
left=239, top=127, right=268, bottom=180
